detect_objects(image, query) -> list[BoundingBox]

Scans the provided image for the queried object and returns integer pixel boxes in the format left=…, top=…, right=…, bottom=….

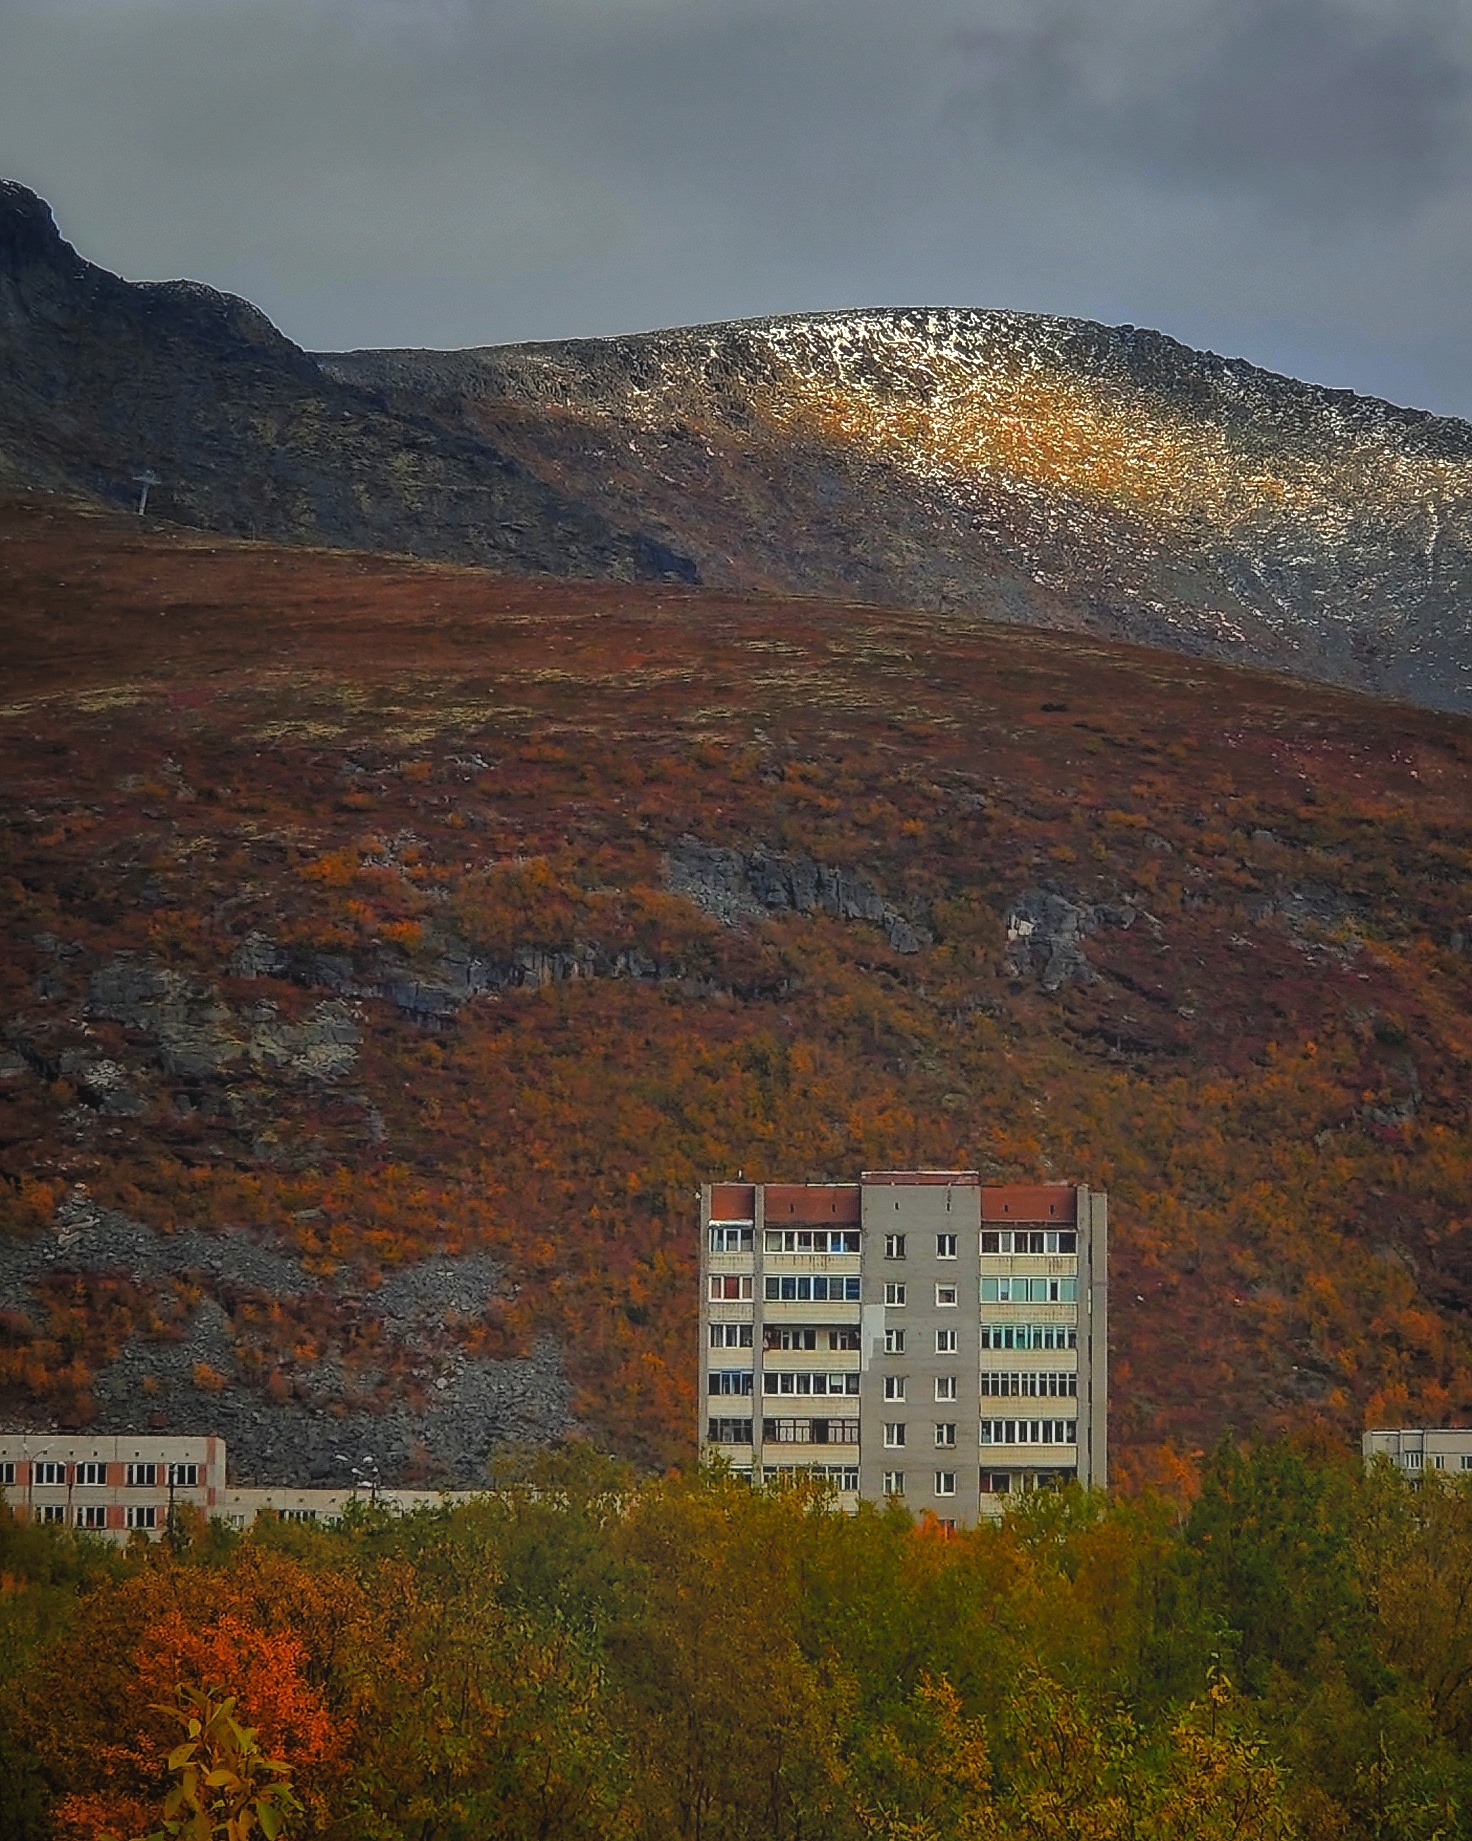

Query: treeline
left=3, top=1442, right=1472, bottom=1840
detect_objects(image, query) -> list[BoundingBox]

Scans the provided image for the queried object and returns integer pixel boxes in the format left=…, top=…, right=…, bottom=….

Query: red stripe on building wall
left=981, top=1185, right=1078, bottom=1223
left=761, top=1185, right=862, bottom=1222
left=709, top=1184, right=756, bottom=1220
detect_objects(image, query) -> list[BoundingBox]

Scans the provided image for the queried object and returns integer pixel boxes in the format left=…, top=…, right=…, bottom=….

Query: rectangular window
left=980, top=1324, right=1078, bottom=1351
left=711, top=1323, right=754, bottom=1348
left=980, top=1419, right=1078, bottom=1446
left=828, top=1328, right=861, bottom=1351
left=884, top=1327, right=906, bottom=1354
left=763, top=1229, right=861, bottom=1254
left=709, top=1370, right=754, bottom=1395
left=125, top=1463, right=158, bottom=1488
left=883, top=1375, right=907, bottom=1402
left=883, top=1423, right=906, bottom=1449
left=981, top=1277, right=1077, bottom=1304
left=168, top=1463, right=199, bottom=1489
left=77, top=1504, right=108, bottom=1529
left=761, top=1373, right=859, bottom=1397
left=0, top=1462, right=13, bottom=1486
left=125, top=1505, right=157, bottom=1530
left=884, top=1234, right=906, bottom=1259
left=883, top=1471, right=905, bottom=1496
left=935, top=1472, right=957, bottom=1496
left=763, top=1275, right=861, bottom=1302
left=33, top=1461, right=64, bottom=1486
left=935, top=1329, right=957, bottom=1354
left=709, top=1225, right=753, bottom=1253
left=935, top=1284, right=958, bottom=1307
left=76, top=1461, right=106, bottom=1486
left=709, top=1276, right=753, bottom=1301
left=934, top=1424, right=957, bottom=1448
left=981, top=1372, right=1078, bottom=1398
left=706, top=1417, right=753, bottom=1444
left=936, top=1233, right=957, bottom=1259
left=36, top=1504, right=66, bottom=1524
left=982, top=1230, right=1077, bottom=1256
left=764, top=1327, right=817, bottom=1351
left=935, top=1376, right=958, bottom=1402
left=1462, top=1455, right=1472, bottom=1471
left=884, top=1283, right=907, bottom=1307
left=981, top=1471, right=1012, bottom=1495
left=762, top=1418, right=860, bottom=1445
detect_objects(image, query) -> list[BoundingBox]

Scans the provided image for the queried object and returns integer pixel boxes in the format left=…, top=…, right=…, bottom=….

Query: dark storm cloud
left=955, top=0, right=1472, bottom=212
left=2, top=0, right=1472, bottom=415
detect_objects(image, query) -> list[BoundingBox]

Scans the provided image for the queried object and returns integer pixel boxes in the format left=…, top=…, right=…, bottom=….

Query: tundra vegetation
left=3, top=499, right=1472, bottom=1482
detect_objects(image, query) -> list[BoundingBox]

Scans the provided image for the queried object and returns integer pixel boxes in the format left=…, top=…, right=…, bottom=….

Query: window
left=709, top=1370, right=754, bottom=1395
left=764, top=1229, right=860, bottom=1254
left=935, top=1284, right=958, bottom=1307
left=981, top=1471, right=1012, bottom=1495
left=33, top=1461, right=63, bottom=1486
left=168, top=1463, right=199, bottom=1488
left=711, top=1323, right=754, bottom=1348
left=709, top=1225, right=753, bottom=1253
left=762, top=1372, right=860, bottom=1397
left=76, top=1461, right=106, bottom=1486
left=884, top=1283, right=907, bottom=1306
left=1462, top=1455, right=1472, bottom=1471
left=883, top=1375, right=907, bottom=1402
left=765, top=1327, right=816, bottom=1350
left=125, top=1463, right=157, bottom=1487
left=125, top=1505, right=157, bottom=1530
left=764, top=1463, right=858, bottom=1490
left=935, top=1472, right=957, bottom=1496
left=36, top=1504, right=66, bottom=1524
left=707, top=1417, right=753, bottom=1444
left=934, top=1424, right=957, bottom=1448
left=935, top=1376, right=958, bottom=1401
left=982, top=1372, right=1077, bottom=1398
left=982, top=1230, right=1076, bottom=1254
left=281, top=1509, right=319, bottom=1523
left=981, top=1324, right=1077, bottom=1351
left=709, top=1275, right=753, bottom=1301
left=937, top=1233, right=957, bottom=1259
left=829, top=1328, right=861, bottom=1351
left=0, top=1462, right=13, bottom=1486
left=883, top=1471, right=905, bottom=1496
left=884, top=1234, right=906, bottom=1259
left=981, top=1277, right=1076, bottom=1303
left=762, top=1418, right=860, bottom=1445
left=883, top=1423, right=906, bottom=1448
left=764, top=1275, right=861, bottom=1302
left=980, top=1419, right=1078, bottom=1446
left=935, top=1329, right=957, bottom=1354
left=77, top=1504, right=108, bottom=1529
left=884, top=1327, right=906, bottom=1354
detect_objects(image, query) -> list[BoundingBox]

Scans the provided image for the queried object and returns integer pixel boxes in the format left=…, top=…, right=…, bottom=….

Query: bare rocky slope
left=326, top=314, right=1472, bottom=713
left=6, top=178, right=1472, bottom=710
left=0, top=182, right=695, bottom=584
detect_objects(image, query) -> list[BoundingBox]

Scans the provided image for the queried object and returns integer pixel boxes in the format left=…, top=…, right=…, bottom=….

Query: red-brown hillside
left=3, top=491, right=1472, bottom=1484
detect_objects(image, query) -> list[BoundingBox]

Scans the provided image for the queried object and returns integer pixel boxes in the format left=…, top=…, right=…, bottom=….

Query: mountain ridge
left=5, top=178, right=1472, bottom=711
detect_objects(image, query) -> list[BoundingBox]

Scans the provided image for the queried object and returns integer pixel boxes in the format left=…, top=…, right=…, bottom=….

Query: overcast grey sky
left=4, top=0, right=1472, bottom=416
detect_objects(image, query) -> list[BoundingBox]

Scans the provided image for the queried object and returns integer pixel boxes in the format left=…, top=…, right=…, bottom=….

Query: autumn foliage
left=4, top=1445, right=1472, bottom=1839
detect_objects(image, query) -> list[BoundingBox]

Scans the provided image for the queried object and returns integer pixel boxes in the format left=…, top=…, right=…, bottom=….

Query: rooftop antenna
left=133, top=470, right=160, bottom=516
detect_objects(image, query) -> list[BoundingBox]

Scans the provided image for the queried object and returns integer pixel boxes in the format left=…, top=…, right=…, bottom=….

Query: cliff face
left=325, top=309, right=1472, bottom=712
left=0, top=182, right=696, bottom=583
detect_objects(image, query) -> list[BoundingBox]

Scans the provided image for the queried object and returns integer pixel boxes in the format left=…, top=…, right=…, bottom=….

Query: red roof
left=709, top=1183, right=756, bottom=1221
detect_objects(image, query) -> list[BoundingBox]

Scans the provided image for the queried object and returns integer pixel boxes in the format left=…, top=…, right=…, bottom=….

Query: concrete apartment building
left=1363, top=1427, right=1472, bottom=1478
left=0, top=1434, right=474, bottom=1538
left=700, top=1171, right=1108, bottom=1527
